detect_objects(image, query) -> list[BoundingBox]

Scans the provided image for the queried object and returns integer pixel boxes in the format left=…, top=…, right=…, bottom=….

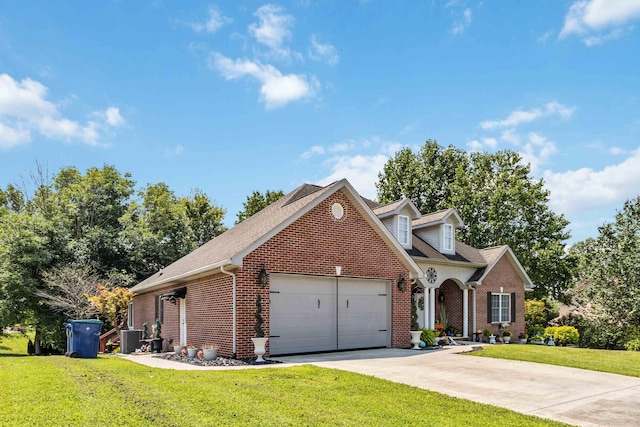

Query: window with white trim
left=490, top=293, right=511, bottom=323
left=127, top=303, right=134, bottom=329
left=443, top=223, right=454, bottom=251
left=398, top=215, right=409, bottom=246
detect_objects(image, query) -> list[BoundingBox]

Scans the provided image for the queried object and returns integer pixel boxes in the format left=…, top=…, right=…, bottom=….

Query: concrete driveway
left=278, top=346, right=640, bottom=427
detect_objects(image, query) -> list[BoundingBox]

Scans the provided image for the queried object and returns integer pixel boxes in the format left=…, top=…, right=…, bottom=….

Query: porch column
left=428, top=287, right=436, bottom=329
left=463, top=288, right=469, bottom=338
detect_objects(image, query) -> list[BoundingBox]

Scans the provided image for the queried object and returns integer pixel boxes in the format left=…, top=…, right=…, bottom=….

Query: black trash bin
left=64, top=319, right=103, bottom=358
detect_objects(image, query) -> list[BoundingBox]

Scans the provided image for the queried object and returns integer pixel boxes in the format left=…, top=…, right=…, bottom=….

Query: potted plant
left=106, top=340, right=114, bottom=353
left=409, top=293, right=422, bottom=349
left=174, top=344, right=185, bottom=355
left=482, top=328, right=491, bottom=343
left=203, top=344, right=218, bottom=361
left=500, top=322, right=511, bottom=344
left=187, top=343, right=197, bottom=357
left=251, top=294, right=269, bottom=362
left=518, top=332, right=527, bottom=344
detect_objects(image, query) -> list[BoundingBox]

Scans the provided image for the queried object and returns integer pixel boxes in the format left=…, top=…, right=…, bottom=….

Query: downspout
left=220, top=265, right=237, bottom=358
left=471, top=285, right=477, bottom=339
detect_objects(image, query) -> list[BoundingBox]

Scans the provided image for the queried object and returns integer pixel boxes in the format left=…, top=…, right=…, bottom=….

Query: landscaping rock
left=153, top=352, right=282, bottom=367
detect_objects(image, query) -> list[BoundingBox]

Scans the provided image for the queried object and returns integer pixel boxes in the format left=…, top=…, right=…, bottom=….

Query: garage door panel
left=269, top=274, right=390, bottom=355
left=338, top=279, right=389, bottom=349
left=269, top=275, right=337, bottom=355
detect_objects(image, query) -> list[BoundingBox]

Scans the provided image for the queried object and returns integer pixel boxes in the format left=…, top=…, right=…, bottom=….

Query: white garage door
left=269, top=274, right=390, bottom=355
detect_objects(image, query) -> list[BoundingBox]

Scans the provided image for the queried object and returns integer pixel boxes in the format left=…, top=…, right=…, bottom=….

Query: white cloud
left=300, top=145, right=325, bottom=159
left=480, top=101, right=575, bottom=130
left=519, top=132, right=557, bottom=175
left=452, top=8, right=472, bottom=35
left=501, top=128, right=521, bottom=145
left=467, top=137, right=498, bottom=152
left=209, top=52, right=318, bottom=109
left=0, top=73, right=123, bottom=148
left=560, top=0, right=640, bottom=44
left=609, top=146, right=626, bottom=155
left=583, top=27, right=630, bottom=46
left=308, top=34, right=339, bottom=65
left=164, top=144, right=184, bottom=158
left=538, top=30, right=554, bottom=43
left=191, top=5, right=233, bottom=33
left=311, top=138, right=404, bottom=199
left=317, top=153, right=389, bottom=199
left=249, top=4, right=296, bottom=59
left=543, top=147, right=640, bottom=216
left=103, top=107, right=125, bottom=127
left=0, top=122, right=30, bottom=148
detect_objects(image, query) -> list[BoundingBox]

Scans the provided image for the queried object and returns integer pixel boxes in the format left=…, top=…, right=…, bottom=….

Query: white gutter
left=132, top=259, right=233, bottom=293
left=220, top=265, right=237, bottom=358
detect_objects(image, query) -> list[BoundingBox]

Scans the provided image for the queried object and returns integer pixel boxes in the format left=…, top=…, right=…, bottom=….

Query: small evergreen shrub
left=554, top=326, right=579, bottom=345
left=420, top=328, right=435, bottom=345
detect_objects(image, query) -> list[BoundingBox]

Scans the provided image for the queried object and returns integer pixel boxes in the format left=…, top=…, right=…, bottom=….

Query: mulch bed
left=154, top=352, right=282, bottom=367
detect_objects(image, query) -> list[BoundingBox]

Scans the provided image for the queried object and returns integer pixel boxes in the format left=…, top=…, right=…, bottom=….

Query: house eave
left=131, top=258, right=236, bottom=295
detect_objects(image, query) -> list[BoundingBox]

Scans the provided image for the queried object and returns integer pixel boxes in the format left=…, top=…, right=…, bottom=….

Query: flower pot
left=503, top=335, right=511, bottom=344
left=203, top=348, right=218, bottom=361
left=410, top=331, right=422, bottom=349
left=187, top=348, right=197, bottom=357
left=174, top=345, right=185, bottom=355
left=489, top=334, right=496, bottom=344
left=251, top=337, right=269, bottom=362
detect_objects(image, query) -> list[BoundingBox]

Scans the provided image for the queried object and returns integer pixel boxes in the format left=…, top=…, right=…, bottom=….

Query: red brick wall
left=133, top=189, right=413, bottom=358
left=476, top=256, right=526, bottom=338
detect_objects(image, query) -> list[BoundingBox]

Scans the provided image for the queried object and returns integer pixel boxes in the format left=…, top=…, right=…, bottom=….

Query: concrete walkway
left=121, top=346, right=640, bottom=427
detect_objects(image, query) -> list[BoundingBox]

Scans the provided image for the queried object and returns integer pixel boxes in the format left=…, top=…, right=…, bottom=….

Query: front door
left=179, top=298, right=187, bottom=346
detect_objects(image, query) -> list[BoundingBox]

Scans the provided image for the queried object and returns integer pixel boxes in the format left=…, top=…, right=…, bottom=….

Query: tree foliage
left=236, top=189, right=285, bottom=224
left=376, top=140, right=573, bottom=300
left=0, top=164, right=227, bottom=348
left=570, top=196, right=640, bottom=332
left=87, top=284, right=135, bottom=336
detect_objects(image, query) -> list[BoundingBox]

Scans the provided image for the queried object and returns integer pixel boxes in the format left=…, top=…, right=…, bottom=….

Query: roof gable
left=373, top=199, right=421, bottom=220
left=412, top=208, right=464, bottom=229
left=469, top=245, right=534, bottom=290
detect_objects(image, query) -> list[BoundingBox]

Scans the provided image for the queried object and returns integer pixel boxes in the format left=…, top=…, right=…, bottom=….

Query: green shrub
left=580, top=318, right=625, bottom=349
left=528, top=325, right=545, bottom=340
left=625, top=339, right=640, bottom=352
left=420, top=328, right=435, bottom=345
left=554, top=326, right=579, bottom=345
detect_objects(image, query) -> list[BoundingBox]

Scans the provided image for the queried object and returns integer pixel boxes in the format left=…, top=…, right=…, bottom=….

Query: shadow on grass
left=0, top=353, right=29, bottom=358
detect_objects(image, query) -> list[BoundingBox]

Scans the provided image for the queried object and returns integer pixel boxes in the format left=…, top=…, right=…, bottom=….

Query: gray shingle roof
left=131, top=182, right=338, bottom=293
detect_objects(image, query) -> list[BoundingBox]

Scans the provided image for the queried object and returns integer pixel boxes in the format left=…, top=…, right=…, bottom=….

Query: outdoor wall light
left=256, top=263, right=268, bottom=287
left=438, top=290, right=445, bottom=303
left=397, top=275, right=407, bottom=292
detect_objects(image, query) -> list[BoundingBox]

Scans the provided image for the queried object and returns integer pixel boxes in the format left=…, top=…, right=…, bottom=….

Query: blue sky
left=1, top=1, right=639, bottom=243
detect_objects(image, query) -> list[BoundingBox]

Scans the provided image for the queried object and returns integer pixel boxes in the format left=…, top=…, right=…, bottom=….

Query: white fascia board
left=377, top=199, right=421, bottom=220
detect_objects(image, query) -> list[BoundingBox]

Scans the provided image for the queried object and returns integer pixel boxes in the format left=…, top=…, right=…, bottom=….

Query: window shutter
left=487, top=292, right=492, bottom=323
left=511, top=292, right=516, bottom=323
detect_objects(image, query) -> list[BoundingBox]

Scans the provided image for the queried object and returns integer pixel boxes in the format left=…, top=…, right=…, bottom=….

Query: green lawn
left=0, top=335, right=569, bottom=426
left=467, top=344, right=640, bottom=377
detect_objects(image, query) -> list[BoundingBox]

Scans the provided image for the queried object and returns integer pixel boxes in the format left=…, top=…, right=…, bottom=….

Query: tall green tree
left=571, top=197, right=640, bottom=330
left=376, top=140, right=573, bottom=300
left=182, top=188, right=227, bottom=246
left=236, top=189, right=285, bottom=224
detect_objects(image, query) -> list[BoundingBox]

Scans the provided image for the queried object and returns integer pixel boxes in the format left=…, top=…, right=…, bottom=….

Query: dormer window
left=443, top=223, right=454, bottom=251
left=398, top=215, right=409, bottom=246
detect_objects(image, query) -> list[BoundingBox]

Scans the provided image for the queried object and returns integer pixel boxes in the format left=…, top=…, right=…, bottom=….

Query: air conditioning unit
left=120, top=330, right=142, bottom=354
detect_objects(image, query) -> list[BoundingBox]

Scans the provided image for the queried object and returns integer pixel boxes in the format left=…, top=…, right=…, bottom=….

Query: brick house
left=129, top=179, right=532, bottom=358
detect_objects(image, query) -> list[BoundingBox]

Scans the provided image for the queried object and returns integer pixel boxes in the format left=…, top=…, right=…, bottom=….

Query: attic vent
left=331, top=203, right=344, bottom=219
